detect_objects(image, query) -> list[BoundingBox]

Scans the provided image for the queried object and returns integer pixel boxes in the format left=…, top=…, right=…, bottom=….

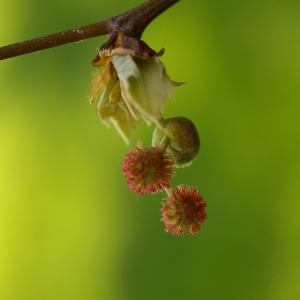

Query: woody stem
left=0, top=0, right=179, bottom=61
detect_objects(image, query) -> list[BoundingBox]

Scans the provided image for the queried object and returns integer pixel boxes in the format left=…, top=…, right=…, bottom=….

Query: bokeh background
left=1, top=0, right=300, bottom=299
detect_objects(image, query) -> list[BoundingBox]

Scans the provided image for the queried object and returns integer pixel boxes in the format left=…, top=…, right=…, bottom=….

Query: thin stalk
left=159, top=134, right=170, bottom=153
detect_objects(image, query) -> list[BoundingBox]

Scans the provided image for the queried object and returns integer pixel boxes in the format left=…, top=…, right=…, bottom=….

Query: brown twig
left=0, top=0, right=179, bottom=61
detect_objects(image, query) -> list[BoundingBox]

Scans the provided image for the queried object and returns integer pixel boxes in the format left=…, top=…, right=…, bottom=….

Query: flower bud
left=152, top=117, right=200, bottom=167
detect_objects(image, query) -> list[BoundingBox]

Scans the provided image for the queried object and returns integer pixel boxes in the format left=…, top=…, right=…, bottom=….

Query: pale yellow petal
left=89, top=57, right=115, bottom=104
left=172, top=81, right=187, bottom=87
left=110, top=106, right=140, bottom=144
left=107, top=81, right=123, bottom=106
left=111, top=55, right=174, bottom=123
left=97, top=79, right=140, bottom=143
left=97, top=79, right=118, bottom=120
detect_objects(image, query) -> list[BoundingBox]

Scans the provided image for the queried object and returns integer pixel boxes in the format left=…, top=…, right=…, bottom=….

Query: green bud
left=152, top=116, right=200, bottom=167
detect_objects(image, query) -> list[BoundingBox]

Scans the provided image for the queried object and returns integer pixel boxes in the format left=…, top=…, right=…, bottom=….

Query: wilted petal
left=89, top=56, right=115, bottom=104
left=107, top=80, right=124, bottom=106
left=112, top=55, right=174, bottom=123
left=97, top=79, right=118, bottom=120
left=97, top=78, right=139, bottom=143
left=109, top=104, right=139, bottom=144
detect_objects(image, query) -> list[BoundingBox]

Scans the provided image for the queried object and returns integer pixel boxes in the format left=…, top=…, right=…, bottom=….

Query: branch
left=0, top=0, right=179, bottom=61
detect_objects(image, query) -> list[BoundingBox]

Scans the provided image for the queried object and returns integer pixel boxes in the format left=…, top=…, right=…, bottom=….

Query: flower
left=161, top=184, right=207, bottom=235
left=122, top=141, right=176, bottom=196
left=90, top=32, right=182, bottom=143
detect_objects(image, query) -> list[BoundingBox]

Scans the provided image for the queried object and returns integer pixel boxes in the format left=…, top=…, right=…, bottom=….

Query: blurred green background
left=1, top=0, right=300, bottom=299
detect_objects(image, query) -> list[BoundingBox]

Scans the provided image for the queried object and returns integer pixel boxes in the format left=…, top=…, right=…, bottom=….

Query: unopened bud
left=152, top=117, right=200, bottom=167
